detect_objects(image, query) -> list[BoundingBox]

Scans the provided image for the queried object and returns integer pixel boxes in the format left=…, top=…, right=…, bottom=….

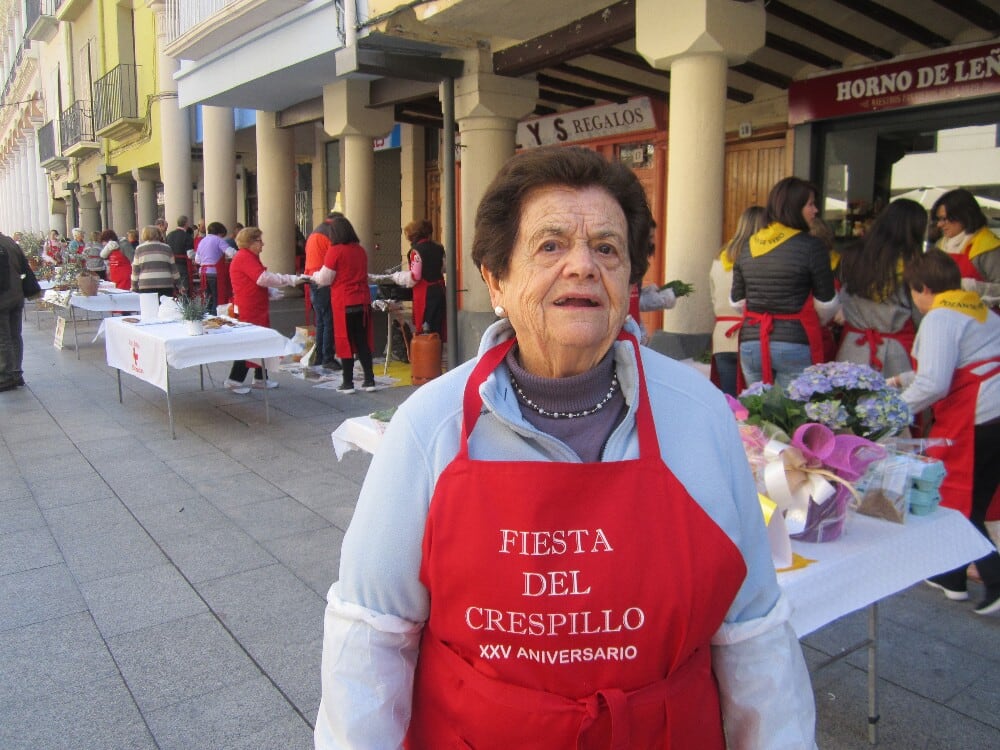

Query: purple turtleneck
left=504, top=346, right=626, bottom=462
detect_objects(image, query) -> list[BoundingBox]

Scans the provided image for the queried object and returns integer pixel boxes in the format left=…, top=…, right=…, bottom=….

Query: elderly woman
left=315, top=147, right=815, bottom=748
left=732, top=177, right=838, bottom=388
left=99, top=230, right=132, bottom=291
left=931, top=188, right=1000, bottom=305
left=224, top=226, right=304, bottom=393
left=130, top=225, right=178, bottom=298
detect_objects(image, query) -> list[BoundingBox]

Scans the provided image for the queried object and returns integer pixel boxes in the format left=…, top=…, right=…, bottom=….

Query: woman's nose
left=563, top=242, right=599, bottom=276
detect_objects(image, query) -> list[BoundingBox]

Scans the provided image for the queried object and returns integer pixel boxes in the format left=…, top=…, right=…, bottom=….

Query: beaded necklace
left=510, top=370, right=620, bottom=419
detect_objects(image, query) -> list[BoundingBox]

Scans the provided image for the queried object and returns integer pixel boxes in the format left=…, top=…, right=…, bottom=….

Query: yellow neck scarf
left=931, top=290, right=988, bottom=323
left=749, top=223, right=801, bottom=258
left=719, top=247, right=734, bottom=272
left=968, top=227, right=1000, bottom=261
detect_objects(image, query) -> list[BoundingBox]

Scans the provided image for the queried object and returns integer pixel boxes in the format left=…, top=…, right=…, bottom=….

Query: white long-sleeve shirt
left=900, top=305, right=1000, bottom=421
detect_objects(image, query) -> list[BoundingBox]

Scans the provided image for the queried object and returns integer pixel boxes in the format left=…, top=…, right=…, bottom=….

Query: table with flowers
left=41, top=286, right=142, bottom=358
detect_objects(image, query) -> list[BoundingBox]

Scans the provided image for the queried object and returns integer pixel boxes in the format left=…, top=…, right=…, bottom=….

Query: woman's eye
left=541, top=241, right=559, bottom=253
left=596, top=243, right=616, bottom=256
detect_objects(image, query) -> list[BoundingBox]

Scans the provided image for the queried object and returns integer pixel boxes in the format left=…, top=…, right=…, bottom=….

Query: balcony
left=26, top=1, right=60, bottom=43
left=59, top=100, right=100, bottom=156
left=164, top=0, right=313, bottom=61
left=93, top=64, right=143, bottom=140
left=37, top=120, right=68, bottom=171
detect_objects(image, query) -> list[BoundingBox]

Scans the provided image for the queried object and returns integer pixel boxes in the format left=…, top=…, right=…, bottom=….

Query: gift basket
left=854, top=438, right=949, bottom=522
left=734, top=362, right=913, bottom=544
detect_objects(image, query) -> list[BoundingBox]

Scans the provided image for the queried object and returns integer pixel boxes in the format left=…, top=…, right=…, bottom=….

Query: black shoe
left=336, top=383, right=356, bottom=395
left=924, top=577, right=968, bottom=601
left=362, top=379, right=377, bottom=392
left=974, top=588, right=1000, bottom=616
left=0, top=381, right=18, bottom=392
left=322, top=360, right=342, bottom=372
left=15, top=376, right=25, bottom=386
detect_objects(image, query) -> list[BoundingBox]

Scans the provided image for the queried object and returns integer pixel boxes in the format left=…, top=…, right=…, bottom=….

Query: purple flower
left=740, top=381, right=772, bottom=398
left=804, top=400, right=850, bottom=429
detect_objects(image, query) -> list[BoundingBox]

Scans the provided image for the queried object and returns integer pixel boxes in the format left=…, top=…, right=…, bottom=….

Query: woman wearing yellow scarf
left=930, top=188, right=1000, bottom=307
left=891, top=249, right=1000, bottom=616
left=731, top=177, right=838, bottom=388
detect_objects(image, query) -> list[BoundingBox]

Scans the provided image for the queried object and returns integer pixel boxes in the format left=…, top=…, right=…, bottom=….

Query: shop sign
left=517, top=97, right=656, bottom=149
left=788, top=42, right=1000, bottom=126
left=373, top=124, right=401, bottom=151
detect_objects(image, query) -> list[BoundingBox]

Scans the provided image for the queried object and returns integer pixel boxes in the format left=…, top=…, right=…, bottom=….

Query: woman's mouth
left=553, top=297, right=599, bottom=307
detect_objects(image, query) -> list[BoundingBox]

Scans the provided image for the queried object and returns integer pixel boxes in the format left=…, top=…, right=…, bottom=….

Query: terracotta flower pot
left=77, top=273, right=99, bottom=296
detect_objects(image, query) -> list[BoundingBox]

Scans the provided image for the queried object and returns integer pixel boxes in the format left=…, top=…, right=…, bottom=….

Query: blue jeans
left=740, top=341, right=812, bottom=390
left=310, top=284, right=335, bottom=365
left=713, top=352, right=738, bottom=397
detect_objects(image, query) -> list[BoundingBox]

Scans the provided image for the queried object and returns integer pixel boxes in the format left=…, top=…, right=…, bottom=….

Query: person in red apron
left=891, top=249, right=1000, bottom=616
left=316, top=147, right=816, bottom=749
left=194, top=222, right=230, bottom=313
left=732, top=177, right=838, bottom=390
left=931, top=189, right=1000, bottom=309
left=312, top=216, right=376, bottom=393
left=100, top=240, right=132, bottom=291
left=712, top=206, right=766, bottom=396
left=835, top=199, right=924, bottom=377
left=224, top=227, right=304, bottom=393
left=404, top=220, right=447, bottom=339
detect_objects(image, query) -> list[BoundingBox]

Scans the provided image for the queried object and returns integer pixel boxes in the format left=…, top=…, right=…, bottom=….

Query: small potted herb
left=177, top=291, right=210, bottom=335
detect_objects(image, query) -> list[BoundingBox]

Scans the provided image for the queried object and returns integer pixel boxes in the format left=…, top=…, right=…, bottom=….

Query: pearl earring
left=494, top=305, right=506, bottom=318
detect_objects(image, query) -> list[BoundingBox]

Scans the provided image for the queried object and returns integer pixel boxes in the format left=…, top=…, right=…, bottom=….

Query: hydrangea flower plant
left=738, top=362, right=910, bottom=440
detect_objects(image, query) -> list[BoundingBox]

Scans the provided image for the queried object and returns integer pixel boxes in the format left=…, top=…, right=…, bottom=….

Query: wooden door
left=723, top=135, right=789, bottom=245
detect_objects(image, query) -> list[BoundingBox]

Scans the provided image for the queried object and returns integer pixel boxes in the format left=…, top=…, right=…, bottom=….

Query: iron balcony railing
left=2, top=41, right=25, bottom=106
left=37, top=120, right=59, bottom=163
left=60, top=100, right=95, bottom=150
left=93, top=63, right=139, bottom=132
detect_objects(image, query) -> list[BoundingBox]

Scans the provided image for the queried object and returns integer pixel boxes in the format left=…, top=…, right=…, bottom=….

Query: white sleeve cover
left=314, top=588, right=423, bottom=750
left=638, top=284, right=676, bottom=311
left=711, top=594, right=818, bottom=750
left=312, top=265, right=336, bottom=287
left=813, top=293, right=840, bottom=325
left=255, top=269, right=300, bottom=288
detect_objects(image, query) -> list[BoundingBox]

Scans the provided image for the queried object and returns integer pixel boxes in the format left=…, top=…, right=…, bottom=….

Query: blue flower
left=740, top=381, right=773, bottom=398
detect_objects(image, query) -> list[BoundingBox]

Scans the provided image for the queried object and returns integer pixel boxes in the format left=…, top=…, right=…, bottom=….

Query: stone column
left=323, top=79, right=394, bottom=250
left=310, top=123, right=328, bottom=228
left=15, top=142, right=30, bottom=231
left=636, top=0, right=764, bottom=346
left=450, top=63, right=537, bottom=360
left=32, top=138, right=50, bottom=232
left=399, top=123, right=425, bottom=260
left=134, top=168, right=159, bottom=228
left=22, top=133, right=41, bottom=232
left=49, top=198, right=67, bottom=238
left=110, top=178, right=136, bottom=234
left=202, top=105, right=237, bottom=229
left=255, top=110, right=295, bottom=273
left=147, top=1, right=192, bottom=225
left=78, top=189, right=101, bottom=236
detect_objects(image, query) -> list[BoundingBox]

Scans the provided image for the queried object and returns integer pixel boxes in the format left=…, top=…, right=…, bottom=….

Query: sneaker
left=362, top=380, right=377, bottom=392
left=924, top=578, right=968, bottom=601
left=322, top=360, right=342, bottom=372
left=974, top=588, right=1000, bottom=616
left=336, top=383, right=356, bottom=395
left=252, top=379, right=279, bottom=390
left=224, top=378, right=251, bottom=395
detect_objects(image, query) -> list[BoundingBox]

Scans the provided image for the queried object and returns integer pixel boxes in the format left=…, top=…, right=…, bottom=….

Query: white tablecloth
left=105, top=317, right=296, bottom=392
left=780, top=508, right=992, bottom=637
left=43, top=289, right=142, bottom=313
left=331, top=415, right=993, bottom=639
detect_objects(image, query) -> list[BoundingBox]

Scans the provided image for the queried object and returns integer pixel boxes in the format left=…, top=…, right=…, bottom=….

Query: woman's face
left=482, top=185, right=631, bottom=378
left=801, top=193, right=818, bottom=226
left=934, top=206, right=964, bottom=239
left=248, top=235, right=264, bottom=255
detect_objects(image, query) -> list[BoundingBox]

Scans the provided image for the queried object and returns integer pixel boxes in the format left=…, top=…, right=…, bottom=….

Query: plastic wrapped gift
left=760, top=423, right=886, bottom=543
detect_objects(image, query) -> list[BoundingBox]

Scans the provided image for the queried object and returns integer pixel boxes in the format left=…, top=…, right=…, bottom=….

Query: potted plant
left=177, top=291, right=210, bottom=335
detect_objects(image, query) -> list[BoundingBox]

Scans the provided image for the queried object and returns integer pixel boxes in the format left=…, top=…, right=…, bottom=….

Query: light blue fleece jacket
left=317, top=318, right=816, bottom=749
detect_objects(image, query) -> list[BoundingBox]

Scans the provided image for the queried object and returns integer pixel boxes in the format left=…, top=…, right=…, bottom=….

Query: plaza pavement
left=1, top=303, right=998, bottom=749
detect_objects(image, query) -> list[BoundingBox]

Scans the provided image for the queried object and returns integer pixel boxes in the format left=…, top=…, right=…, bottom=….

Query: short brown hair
left=903, top=248, right=962, bottom=294
left=472, top=146, right=652, bottom=285
left=404, top=219, right=433, bottom=243
left=236, top=226, right=262, bottom=248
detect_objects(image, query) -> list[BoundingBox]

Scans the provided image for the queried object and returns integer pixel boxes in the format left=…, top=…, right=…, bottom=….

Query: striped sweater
left=131, top=241, right=179, bottom=292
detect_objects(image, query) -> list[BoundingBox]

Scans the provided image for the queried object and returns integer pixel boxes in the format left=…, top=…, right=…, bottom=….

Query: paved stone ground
left=2, top=304, right=998, bottom=749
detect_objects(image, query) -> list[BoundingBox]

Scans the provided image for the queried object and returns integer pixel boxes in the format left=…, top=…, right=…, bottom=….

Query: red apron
left=842, top=318, right=916, bottom=371
left=199, top=259, right=232, bottom=305
left=406, top=334, right=748, bottom=749
left=412, top=278, right=446, bottom=339
left=926, top=356, right=1000, bottom=519
left=740, top=297, right=825, bottom=386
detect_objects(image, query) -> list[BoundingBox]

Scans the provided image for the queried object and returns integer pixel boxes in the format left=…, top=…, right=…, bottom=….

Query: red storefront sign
left=788, top=41, right=1000, bottom=126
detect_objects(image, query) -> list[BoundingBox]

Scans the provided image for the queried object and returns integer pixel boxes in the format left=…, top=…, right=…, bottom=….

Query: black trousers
left=340, top=306, right=374, bottom=385
left=933, top=420, right=1000, bottom=592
